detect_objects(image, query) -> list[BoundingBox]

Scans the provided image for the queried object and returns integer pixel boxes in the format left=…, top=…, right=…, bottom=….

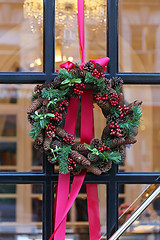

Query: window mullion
left=107, top=0, right=118, bottom=77
left=44, top=0, right=54, bottom=81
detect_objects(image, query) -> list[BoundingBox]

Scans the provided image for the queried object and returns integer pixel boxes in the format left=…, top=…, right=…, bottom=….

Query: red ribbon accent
left=53, top=98, right=80, bottom=240
left=60, top=61, right=76, bottom=69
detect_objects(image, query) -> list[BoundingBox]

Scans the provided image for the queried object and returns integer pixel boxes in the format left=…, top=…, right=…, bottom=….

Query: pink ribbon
left=49, top=0, right=111, bottom=239
left=78, top=0, right=85, bottom=62
left=59, top=61, right=75, bottom=69
left=81, top=91, right=101, bottom=240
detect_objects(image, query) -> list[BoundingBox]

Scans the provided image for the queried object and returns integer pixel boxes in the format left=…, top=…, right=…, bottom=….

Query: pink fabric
left=81, top=91, right=101, bottom=240
left=89, top=57, right=110, bottom=71
left=78, top=0, right=85, bottom=62
left=81, top=90, right=94, bottom=144
left=60, top=61, right=75, bottom=69
left=86, top=184, right=101, bottom=240
left=53, top=98, right=80, bottom=240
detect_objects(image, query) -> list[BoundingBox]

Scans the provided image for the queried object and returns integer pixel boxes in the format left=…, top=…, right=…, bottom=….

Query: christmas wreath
left=27, top=61, right=142, bottom=175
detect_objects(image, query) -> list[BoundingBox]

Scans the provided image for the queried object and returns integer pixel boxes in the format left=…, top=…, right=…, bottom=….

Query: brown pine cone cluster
left=83, top=62, right=94, bottom=73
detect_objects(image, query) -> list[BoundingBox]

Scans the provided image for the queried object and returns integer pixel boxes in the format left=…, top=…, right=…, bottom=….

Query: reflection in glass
left=119, top=184, right=160, bottom=240
left=119, top=85, right=160, bottom=172
left=119, top=0, right=160, bottom=72
left=55, top=0, right=107, bottom=70
left=0, top=184, right=42, bottom=239
left=0, top=84, right=42, bottom=172
left=0, top=1, right=43, bottom=72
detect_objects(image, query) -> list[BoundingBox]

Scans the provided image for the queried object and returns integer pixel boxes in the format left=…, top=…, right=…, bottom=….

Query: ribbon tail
left=81, top=91, right=101, bottom=240
left=86, top=184, right=101, bottom=240
left=53, top=173, right=70, bottom=240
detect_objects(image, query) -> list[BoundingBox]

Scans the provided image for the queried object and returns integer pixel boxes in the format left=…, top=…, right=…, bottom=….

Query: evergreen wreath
left=27, top=61, right=142, bottom=175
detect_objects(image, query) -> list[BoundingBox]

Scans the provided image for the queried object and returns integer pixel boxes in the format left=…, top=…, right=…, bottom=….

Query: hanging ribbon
left=81, top=91, right=101, bottom=240
left=49, top=0, right=111, bottom=238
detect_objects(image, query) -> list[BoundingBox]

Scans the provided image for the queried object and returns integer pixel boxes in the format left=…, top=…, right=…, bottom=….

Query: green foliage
left=50, top=144, right=72, bottom=174
left=110, top=106, right=120, bottom=118
left=99, top=151, right=121, bottom=163
left=84, top=72, right=106, bottom=94
left=58, top=69, right=73, bottom=79
left=60, top=78, right=82, bottom=90
left=115, top=86, right=122, bottom=94
left=31, top=92, right=38, bottom=101
left=119, top=105, right=142, bottom=137
left=84, top=143, right=121, bottom=164
left=29, top=111, right=54, bottom=139
left=42, top=87, right=68, bottom=101
left=29, top=121, right=42, bottom=139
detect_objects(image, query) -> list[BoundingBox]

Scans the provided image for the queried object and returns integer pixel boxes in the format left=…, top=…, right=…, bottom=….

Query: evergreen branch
left=119, top=105, right=142, bottom=137
left=84, top=72, right=106, bottom=94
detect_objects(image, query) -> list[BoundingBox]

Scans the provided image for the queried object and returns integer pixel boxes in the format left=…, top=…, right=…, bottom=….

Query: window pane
left=55, top=0, right=107, bottom=70
left=119, top=85, right=160, bottom=172
left=0, top=84, right=43, bottom=172
left=119, top=0, right=160, bottom=72
left=0, top=184, right=43, bottom=240
left=0, top=0, right=43, bottom=72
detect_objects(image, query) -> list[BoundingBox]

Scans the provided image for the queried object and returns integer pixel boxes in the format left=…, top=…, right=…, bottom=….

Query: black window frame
left=0, top=0, right=160, bottom=239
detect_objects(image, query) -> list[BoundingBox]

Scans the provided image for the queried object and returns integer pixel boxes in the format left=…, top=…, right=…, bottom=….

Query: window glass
left=55, top=0, right=107, bottom=70
left=0, top=0, right=43, bottom=72
left=119, top=0, right=160, bottom=72
left=119, top=184, right=160, bottom=240
left=0, top=84, right=42, bottom=172
left=0, top=184, right=43, bottom=240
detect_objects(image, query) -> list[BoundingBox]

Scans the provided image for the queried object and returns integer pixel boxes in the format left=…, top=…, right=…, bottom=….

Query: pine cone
left=43, top=135, right=52, bottom=151
left=43, top=98, right=49, bottom=106
left=69, top=68, right=80, bottom=75
left=55, top=126, right=67, bottom=138
left=104, top=78, right=111, bottom=88
left=79, top=69, right=87, bottom=78
left=97, top=99, right=111, bottom=117
left=119, top=146, right=126, bottom=162
left=128, top=100, right=142, bottom=111
left=47, top=154, right=57, bottom=164
left=53, top=76, right=64, bottom=88
left=27, top=97, right=44, bottom=114
left=50, top=140, right=62, bottom=150
left=70, top=151, right=91, bottom=166
left=111, top=77, right=123, bottom=88
left=110, top=138, right=126, bottom=148
left=27, top=114, right=34, bottom=124
left=34, top=84, right=43, bottom=96
left=33, top=141, right=41, bottom=150
left=72, top=143, right=88, bottom=152
left=83, top=62, right=94, bottom=73
left=99, top=161, right=112, bottom=172
left=39, top=106, right=48, bottom=114
left=87, top=152, right=99, bottom=162
left=124, top=138, right=137, bottom=145
left=36, top=131, right=44, bottom=146
left=101, top=125, right=111, bottom=140
left=95, top=63, right=103, bottom=73
left=90, top=138, right=102, bottom=149
left=119, top=92, right=124, bottom=107
left=85, top=165, right=102, bottom=175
